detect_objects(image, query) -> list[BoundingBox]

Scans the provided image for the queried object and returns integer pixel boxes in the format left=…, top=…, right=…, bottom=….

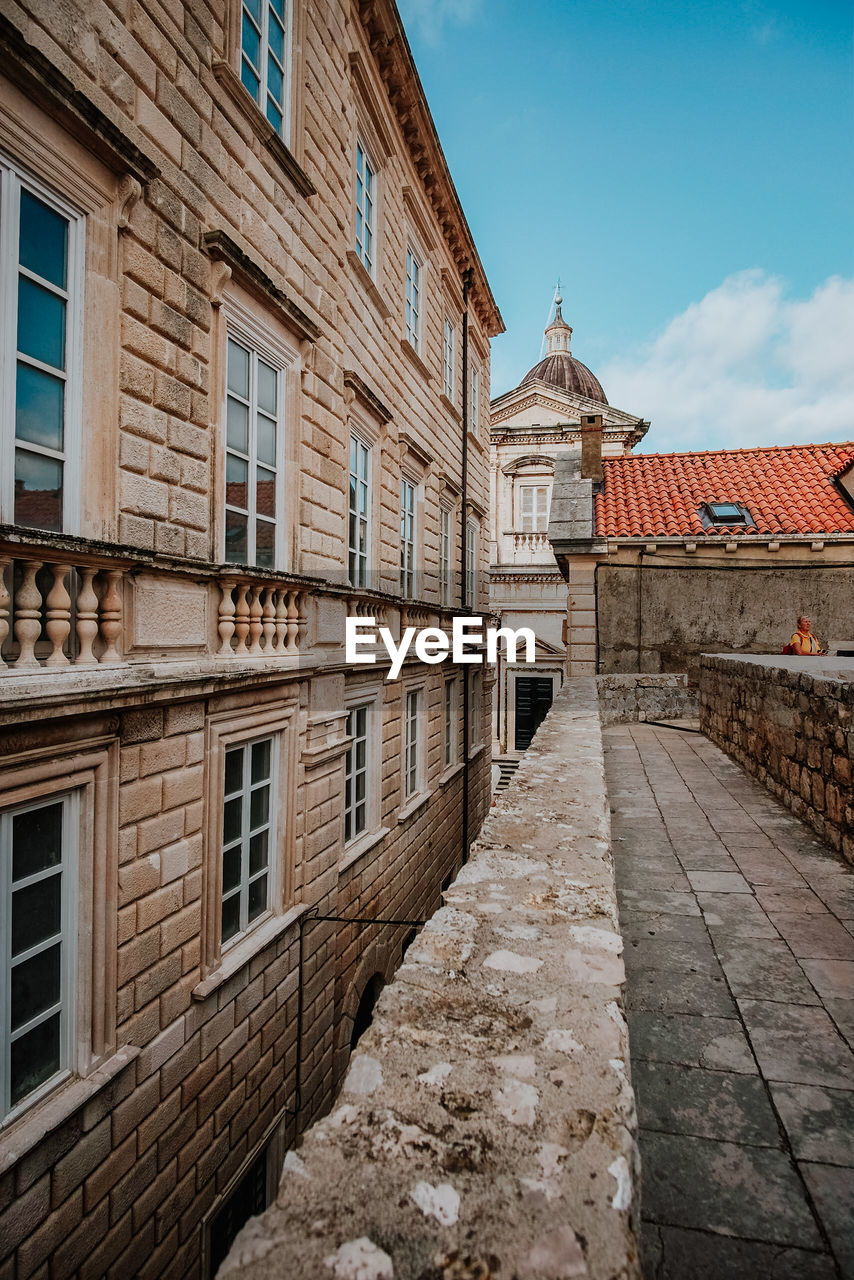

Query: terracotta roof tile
left=595, top=443, right=854, bottom=539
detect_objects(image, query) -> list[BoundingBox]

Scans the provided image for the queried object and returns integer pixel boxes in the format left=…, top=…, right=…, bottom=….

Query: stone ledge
left=221, top=677, right=640, bottom=1280
left=596, top=673, right=700, bottom=726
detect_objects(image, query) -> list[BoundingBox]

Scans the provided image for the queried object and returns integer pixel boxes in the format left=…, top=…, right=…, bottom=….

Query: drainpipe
left=460, top=266, right=474, bottom=863
left=637, top=547, right=645, bottom=672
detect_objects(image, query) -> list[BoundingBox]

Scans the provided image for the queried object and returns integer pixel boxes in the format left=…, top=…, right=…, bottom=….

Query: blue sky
left=397, top=0, right=854, bottom=451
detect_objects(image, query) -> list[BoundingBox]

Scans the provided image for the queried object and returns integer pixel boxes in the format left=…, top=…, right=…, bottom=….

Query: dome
left=520, top=296, right=608, bottom=404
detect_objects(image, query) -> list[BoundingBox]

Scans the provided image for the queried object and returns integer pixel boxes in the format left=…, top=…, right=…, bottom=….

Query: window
left=0, top=160, right=83, bottom=532
left=209, top=1147, right=270, bottom=1279
left=518, top=485, right=550, bottom=532
left=467, top=670, right=482, bottom=755
left=440, top=506, right=453, bottom=605
left=221, top=737, right=276, bottom=947
left=468, top=361, right=480, bottom=435
left=702, top=501, right=751, bottom=526
left=240, top=0, right=290, bottom=138
left=354, top=141, right=376, bottom=275
left=349, top=435, right=371, bottom=588
left=405, top=247, right=422, bottom=352
left=466, top=522, right=477, bottom=606
left=1, top=794, right=76, bottom=1121
left=400, top=477, right=416, bottom=597
left=344, top=704, right=370, bottom=844
left=225, top=334, right=285, bottom=568
left=443, top=318, right=455, bottom=399
left=444, top=678, right=457, bottom=768
left=404, top=689, right=419, bottom=799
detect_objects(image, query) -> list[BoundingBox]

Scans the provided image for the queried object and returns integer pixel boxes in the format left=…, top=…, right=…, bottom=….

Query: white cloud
left=600, top=271, right=854, bottom=452
left=397, top=0, right=483, bottom=46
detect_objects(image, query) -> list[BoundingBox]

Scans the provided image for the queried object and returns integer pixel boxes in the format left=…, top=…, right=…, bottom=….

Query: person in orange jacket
left=787, top=615, right=826, bottom=655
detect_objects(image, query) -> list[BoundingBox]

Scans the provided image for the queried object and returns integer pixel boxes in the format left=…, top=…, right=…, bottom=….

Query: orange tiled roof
left=596, top=442, right=854, bottom=539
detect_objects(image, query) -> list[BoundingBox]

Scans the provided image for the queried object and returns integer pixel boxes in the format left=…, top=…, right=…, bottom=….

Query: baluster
left=296, top=591, right=307, bottom=652
left=217, top=580, right=236, bottom=656
left=13, top=561, right=43, bottom=668
left=233, top=583, right=250, bottom=654
left=274, top=589, right=288, bottom=652
left=45, top=564, right=71, bottom=666
left=247, top=585, right=263, bottom=654
left=261, top=588, right=276, bottom=653
left=282, top=590, right=297, bottom=653
left=0, top=556, right=10, bottom=670
left=75, top=567, right=99, bottom=665
left=99, top=570, right=123, bottom=664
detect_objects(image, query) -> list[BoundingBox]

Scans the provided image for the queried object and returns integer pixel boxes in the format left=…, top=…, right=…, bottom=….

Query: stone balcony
left=0, top=528, right=475, bottom=716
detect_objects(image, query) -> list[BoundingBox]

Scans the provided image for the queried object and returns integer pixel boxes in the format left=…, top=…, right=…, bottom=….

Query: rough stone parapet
left=222, top=677, right=641, bottom=1280
left=595, top=673, right=699, bottom=726
left=700, top=654, right=854, bottom=864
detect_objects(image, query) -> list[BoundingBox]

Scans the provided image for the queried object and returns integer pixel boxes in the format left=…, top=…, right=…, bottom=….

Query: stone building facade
left=488, top=299, right=647, bottom=759
left=0, top=2, right=501, bottom=1277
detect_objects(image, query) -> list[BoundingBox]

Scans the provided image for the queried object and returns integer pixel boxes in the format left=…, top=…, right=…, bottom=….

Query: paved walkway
left=604, top=722, right=854, bottom=1280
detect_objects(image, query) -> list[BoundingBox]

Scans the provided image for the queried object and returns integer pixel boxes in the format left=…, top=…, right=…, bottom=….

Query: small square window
left=702, top=501, right=751, bottom=527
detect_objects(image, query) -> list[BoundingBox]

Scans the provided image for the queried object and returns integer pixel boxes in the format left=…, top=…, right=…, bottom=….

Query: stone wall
left=222, top=677, right=641, bottom=1280
left=597, top=560, right=854, bottom=683
left=596, top=673, right=699, bottom=727
left=700, top=655, right=854, bottom=865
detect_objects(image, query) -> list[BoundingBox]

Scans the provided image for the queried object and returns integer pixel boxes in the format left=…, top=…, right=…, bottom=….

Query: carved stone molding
left=116, top=175, right=142, bottom=232
left=343, top=370, right=393, bottom=425
left=204, top=230, right=321, bottom=342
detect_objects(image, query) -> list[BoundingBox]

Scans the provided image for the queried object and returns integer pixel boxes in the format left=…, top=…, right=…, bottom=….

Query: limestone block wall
left=700, top=655, right=854, bottom=865
left=596, top=673, right=700, bottom=727
left=221, top=678, right=641, bottom=1280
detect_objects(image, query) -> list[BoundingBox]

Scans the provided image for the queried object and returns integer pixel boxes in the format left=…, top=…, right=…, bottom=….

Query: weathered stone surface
left=700, top=655, right=854, bottom=862
left=222, top=679, right=641, bottom=1279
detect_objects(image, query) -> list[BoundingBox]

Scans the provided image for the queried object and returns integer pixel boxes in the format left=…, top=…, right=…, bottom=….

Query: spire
left=545, top=289, right=572, bottom=355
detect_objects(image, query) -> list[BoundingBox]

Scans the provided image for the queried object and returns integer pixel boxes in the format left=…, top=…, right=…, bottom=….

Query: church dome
left=520, top=297, right=608, bottom=404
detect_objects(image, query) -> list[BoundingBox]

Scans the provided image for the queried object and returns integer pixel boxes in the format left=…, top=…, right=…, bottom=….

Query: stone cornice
left=343, top=370, right=393, bottom=424
left=204, top=230, right=322, bottom=343
left=356, top=0, right=503, bottom=338
left=0, top=12, right=159, bottom=186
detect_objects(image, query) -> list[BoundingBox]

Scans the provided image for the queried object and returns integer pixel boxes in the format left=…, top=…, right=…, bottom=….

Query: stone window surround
left=439, top=502, right=454, bottom=605
left=0, top=76, right=125, bottom=542
left=354, top=133, right=378, bottom=279
left=346, top=53, right=393, bottom=316
left=216, top=288, right=302, bottom=573
left=347, top=398, right=384, bottom=590
left=398, top=677, right=431, bottom=817
left=340, top=677, right=389, bottom=871
left=465, top=516, right=479, bottom=607
left=442, top=315, right=455, bottom=401
left=0, top=155, right=85, bottom=535
left=213, top=0, right=314, bottom=198
left=0, top=732, right=120, bottom=1136
left=199, top=697, right=298, bottom=985
left=442, top=672, right=459, bottom=776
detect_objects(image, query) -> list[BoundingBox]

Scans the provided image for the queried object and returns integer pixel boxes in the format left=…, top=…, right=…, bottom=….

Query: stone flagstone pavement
left=604, top=722, right=854, bottom=1280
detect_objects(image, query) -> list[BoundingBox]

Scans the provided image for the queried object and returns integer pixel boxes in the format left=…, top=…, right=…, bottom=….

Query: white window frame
left=467, top=669, right=483, bottom=757
left=239, top=0, right=293, bottom=142
left=400, top=475, right=417, bottom=598
left=405, top=245, right=422, bottom=353
left=344, top=701, right=371, bottom=847
left=220, top=734, right=278, bottom=951
left=466, top=520, right=478, bottom=607
left=348, top=433, right=371, bottom=589
left=203, top=700, right=297, bottom=979
left=439, top=505, right=453, bottom=605
left=403, top=687, right=421, bottom=800
left=442, top=317, right=455, bottom=400
left=221, top=298, right=298, bottom=571
left=354, top=138, right=377, bottom=277
left=0, top=792, right=78, bottom=1124
left=518, top=483, right=551, bottom=533
left=468, top=360, right=480, bottom=436
left=443, top=677, right=458, bottom=770
left=0, top=156, right=85, bottom=533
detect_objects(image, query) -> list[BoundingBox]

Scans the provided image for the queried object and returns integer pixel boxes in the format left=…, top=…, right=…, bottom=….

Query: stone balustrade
left=0, top=551, right=126, bottom=672
left=512, top=530, right=551, bottom=558
left=216, top=576, right=308, bottom=658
